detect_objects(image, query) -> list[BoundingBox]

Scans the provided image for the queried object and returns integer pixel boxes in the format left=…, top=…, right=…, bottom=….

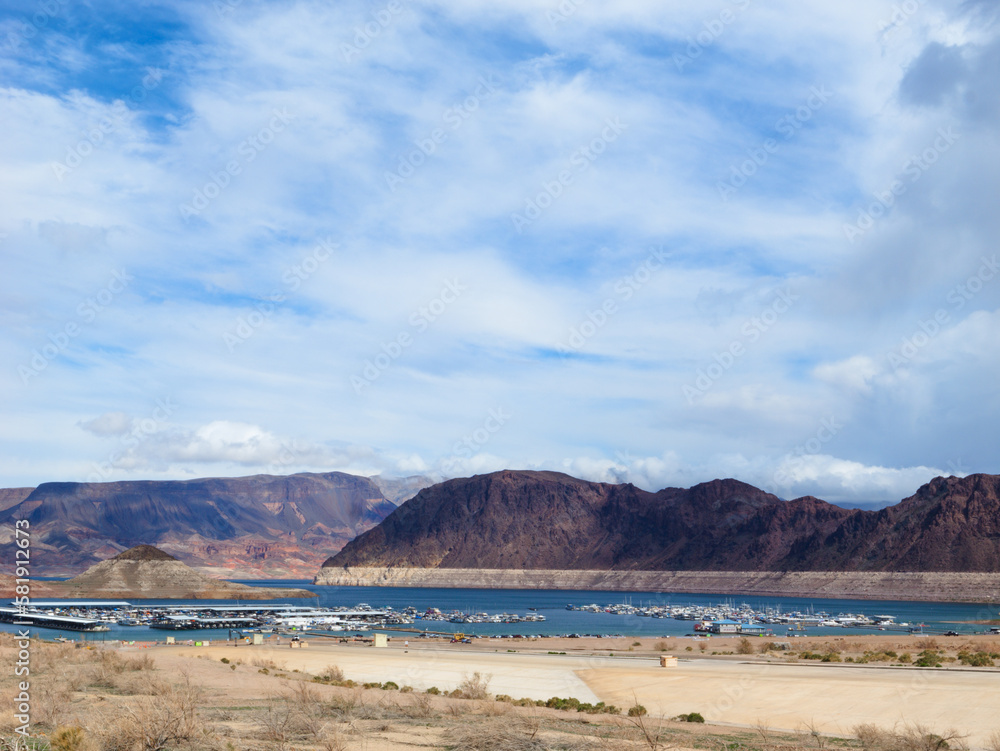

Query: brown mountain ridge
left=0, top=472, right=403, bottom=577
left=321, top=470, right=1000, bottom=573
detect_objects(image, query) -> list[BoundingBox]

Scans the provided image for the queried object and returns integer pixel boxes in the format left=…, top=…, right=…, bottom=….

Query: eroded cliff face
left=314, top=567, right=1000, bottom=603
left=0, top=471, right=397, bottom=577
left=323, top=471, right=1000, bottom=575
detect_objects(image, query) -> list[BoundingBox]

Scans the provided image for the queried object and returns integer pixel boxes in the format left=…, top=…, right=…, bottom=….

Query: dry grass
left=457, top=671, right=493, bottom=700
left=855, top=723, right=967, bottom=751
left=318, top=663, right=345, bottom=683
left=446, top=715, right=591, bottom=751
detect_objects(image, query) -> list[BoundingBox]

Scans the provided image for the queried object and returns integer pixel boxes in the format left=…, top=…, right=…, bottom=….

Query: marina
left=5, top=586, right=998, bottom=641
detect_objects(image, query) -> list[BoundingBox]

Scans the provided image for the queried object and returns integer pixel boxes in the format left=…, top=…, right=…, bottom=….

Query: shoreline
left=314, top=567, right=1000, bottom=603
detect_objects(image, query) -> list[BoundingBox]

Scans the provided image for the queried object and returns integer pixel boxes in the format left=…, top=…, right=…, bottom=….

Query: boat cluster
left=420, top=607, right=546, bottom=625
left=565, top=602, right=913, bottom=632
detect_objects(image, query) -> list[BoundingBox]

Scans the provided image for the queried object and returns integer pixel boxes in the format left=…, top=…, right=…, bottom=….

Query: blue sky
left=2, top=0, right=998, bottom=506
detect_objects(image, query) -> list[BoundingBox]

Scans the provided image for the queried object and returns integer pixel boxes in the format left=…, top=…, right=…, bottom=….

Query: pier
left=0, top=607, right=111, bottom=632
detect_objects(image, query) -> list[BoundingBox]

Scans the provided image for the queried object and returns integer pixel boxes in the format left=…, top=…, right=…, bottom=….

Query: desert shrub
left=381, top=681, right=399, bottom=690
left=736, top=638, right=755, bottom=655
left=855, top=723, right=963, bottom=751
left=404, top=692, right=436, bottom=719
left=913, top=650, right=942, bottom=668
left=122, top=654, right=154, bottom=671
left=628, top=704, right=647, bottom=717
left=425, top=686, right=441, bottom=695
left=957, top=651, right=993, bottom=667
left=50, top=726, right=88, bottom=751
left=673, top=712, right=705, bottom=723
left=899, top=653, right=912, bottom=663
left=632, top=641, right=642, bottom=647
left=220, top=657, right=230, bottom=664
left=319, top=664, right=345, bottom=683
left=95, top=681, right=202, bottom=751
left=457, top=672, right=492, bottom=700
left=856, top=650, right=900, bottom=664
left=545, top=696, right=581, bottom=711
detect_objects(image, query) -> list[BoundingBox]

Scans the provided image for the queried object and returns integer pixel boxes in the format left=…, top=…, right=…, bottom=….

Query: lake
left=4, top=581, right=997, bottom=642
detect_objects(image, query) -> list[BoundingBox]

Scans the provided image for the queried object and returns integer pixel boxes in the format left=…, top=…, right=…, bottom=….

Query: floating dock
left=0, top=607, right=111, bottom=632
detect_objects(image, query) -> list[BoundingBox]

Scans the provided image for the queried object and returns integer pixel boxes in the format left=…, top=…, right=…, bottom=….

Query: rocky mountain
left=371, top=475, right=438, bottom=505
left=321, top=470, right=1000, bottom=574
left=0, top=472, right=397, bottom=577
left=51, top=545, right=313, bottom=599
left=0, top=487, right=33, bottom=512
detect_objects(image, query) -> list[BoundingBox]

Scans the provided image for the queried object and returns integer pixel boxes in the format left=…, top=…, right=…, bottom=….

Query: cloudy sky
left=1, top=0, right=997, bottom=506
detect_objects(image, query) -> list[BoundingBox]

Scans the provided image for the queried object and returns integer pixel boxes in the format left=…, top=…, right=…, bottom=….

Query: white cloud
left=813, top=355, right=882, bottom=394
left=78, top=411, right=133, bottom=437
left=0, top=0, right=997, bottom=508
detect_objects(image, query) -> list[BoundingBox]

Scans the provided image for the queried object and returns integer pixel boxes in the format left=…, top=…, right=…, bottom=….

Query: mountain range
left=0, top=472, right=430, bottom=577
left=3, top=468, right=999, bottom=587
left=322, top=470, right=1000, bottom=573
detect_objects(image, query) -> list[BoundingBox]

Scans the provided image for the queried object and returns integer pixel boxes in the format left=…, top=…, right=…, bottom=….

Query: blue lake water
left=5, top=581, right=997, bottom=643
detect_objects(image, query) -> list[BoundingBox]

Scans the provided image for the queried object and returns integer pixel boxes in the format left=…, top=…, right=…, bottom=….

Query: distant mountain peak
left=113, top=544, right=177, bottom=562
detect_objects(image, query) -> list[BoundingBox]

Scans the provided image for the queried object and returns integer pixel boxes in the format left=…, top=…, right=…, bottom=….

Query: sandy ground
left=580, top=660, right=998, bottom=744
left=149, top=635, right=1000, bottom=747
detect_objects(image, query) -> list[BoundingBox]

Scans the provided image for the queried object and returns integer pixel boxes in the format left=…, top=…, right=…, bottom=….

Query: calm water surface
left=5, top=581, right=997, bottom=643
